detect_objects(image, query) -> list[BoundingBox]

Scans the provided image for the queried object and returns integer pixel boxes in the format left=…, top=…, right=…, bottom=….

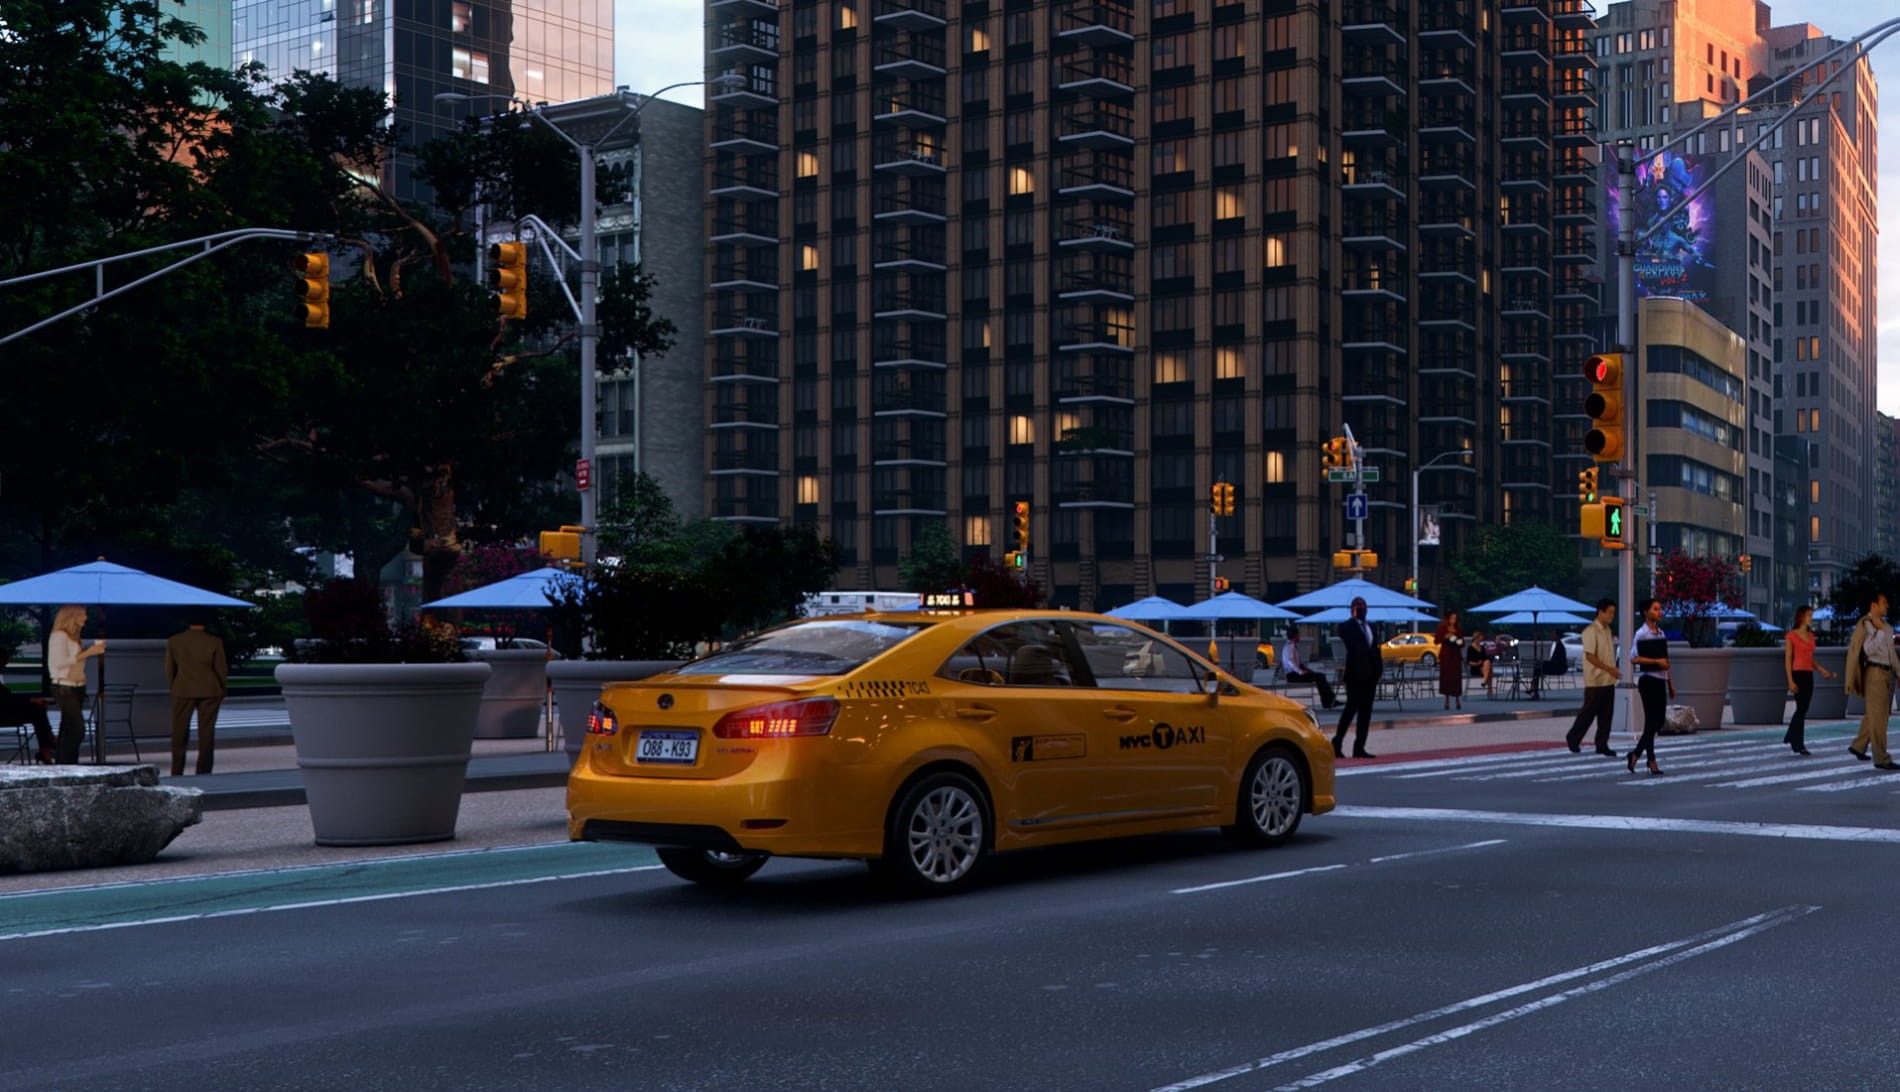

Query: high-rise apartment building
left=234, top=0, right=615, bottom=202
left=706, top=0, right=1599, bottom=606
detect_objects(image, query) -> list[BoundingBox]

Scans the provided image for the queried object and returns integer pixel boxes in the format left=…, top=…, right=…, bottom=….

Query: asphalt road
left=6, top=724, right=1898, bottom=1091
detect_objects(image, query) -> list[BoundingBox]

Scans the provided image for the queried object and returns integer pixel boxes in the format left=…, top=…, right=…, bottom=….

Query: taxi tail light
left=587, top=701, right=619, bottom=736
left=712, top=697, right=840, bottom=739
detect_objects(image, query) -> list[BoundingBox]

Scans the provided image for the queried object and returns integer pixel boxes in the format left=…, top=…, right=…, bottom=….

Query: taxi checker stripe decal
left=839, top=679, right=932, bottom=700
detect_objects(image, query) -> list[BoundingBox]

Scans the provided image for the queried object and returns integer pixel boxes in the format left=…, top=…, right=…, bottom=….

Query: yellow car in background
left=568, top=609, right=1336, bottom=895
left=1379, top=631, right=1442, bottom=667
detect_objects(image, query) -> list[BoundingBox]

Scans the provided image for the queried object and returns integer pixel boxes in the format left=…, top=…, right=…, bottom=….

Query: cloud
left=614, top=0, right=708, bottom=105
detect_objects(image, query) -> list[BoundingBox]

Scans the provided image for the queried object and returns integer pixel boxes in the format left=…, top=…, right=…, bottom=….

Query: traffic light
left=1404, top=577, right=1418, bottom=594
left=1211, top=481, right=1235, bottom=517
left=1004, top=551, right=1025, bottom=570
left=295, top=252, right=330, bottom=329
left=538, top=525, right=584, bottom=562
left=1214, top=576, right=1231, bottom=593
left=1012, top=500, right=1030, bottom=554
left=1577, top=466, right=1599, bottom=504
left=1322, top=436, right=1350, bottom=470
left=1598, top=496, right=1628, bottom=550
left=1332, top=549, right=1378, bottom=570
left=490, top=242, right=528, bottom=320
left=1583, top=352, right=1625, bottom=463
left=1739, top=554, right=1753, bottom=574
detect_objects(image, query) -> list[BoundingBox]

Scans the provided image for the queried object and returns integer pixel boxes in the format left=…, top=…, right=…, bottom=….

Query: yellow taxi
left=1379, top=631, right=1442, bottom=667
left=568, top=608, right=1336, bottom=894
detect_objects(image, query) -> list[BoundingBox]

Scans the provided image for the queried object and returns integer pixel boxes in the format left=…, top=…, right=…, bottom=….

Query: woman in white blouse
left=47, top=604, right=105, bottom=763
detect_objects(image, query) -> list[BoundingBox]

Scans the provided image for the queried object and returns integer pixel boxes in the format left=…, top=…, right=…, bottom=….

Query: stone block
left=0, top=764, right=203, bottom=874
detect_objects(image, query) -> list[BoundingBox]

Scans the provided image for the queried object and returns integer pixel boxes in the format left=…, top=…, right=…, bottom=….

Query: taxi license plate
left=634, top=729, right=699, bottom=765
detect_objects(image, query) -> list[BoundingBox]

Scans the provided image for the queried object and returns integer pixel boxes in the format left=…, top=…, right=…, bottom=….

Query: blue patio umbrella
left=1300, top=605, right=1439, bottom=625
left=1276, top=576, right=1434, bottom=612
left=421, top=566, right=585, bottom=610
left=1466, top=586, right=1595, bottom=616
left=1176, top=591, right=1301, bottom=621
left=0, top=559, right=251, bottom=608
left=1102, top=596, right=1192, bottom=623
left=1490, top=610, right=1592, bottom=627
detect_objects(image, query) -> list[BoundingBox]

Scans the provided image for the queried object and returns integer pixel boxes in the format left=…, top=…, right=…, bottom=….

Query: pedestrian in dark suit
left=1333, top=596, right=1383, bottom=759
left=165, top=619, right=228, bottom=777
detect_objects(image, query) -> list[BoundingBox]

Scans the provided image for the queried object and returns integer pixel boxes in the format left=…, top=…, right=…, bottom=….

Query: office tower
left=706, top=0, right=1599, bottom=604
left=234, top=0, right=615, bottom=203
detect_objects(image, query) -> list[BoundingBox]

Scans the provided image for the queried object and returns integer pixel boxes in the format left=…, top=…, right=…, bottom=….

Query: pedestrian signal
left=1598, top=496, right=1628, bottom=550
left=490, top=242, right=528, bottom=320
left=1583, top=353, right=1626, bottom=463
left=538, top=525, right=584, bottom=562
left=1214, top=576, right=1231, bottom=593
left=295, top=252, right=330, bottom=329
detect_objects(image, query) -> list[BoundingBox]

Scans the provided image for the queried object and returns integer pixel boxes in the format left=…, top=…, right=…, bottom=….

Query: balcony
left=711, top=400, right=782, bottom=428
left=1500, top=73, right=1551, bottom=106
left=873, top=237, right=947, bottom=271
left=1055, top=1, right=1134, bottom=48
left=1054, top=356, right=1134, bottom=403
left=1341, top=159, right=1407, bottom=200
left=712, top=117, right=779, bottom=154
left=1058, top=212, right=1134, bottom=252
left=711, top=447, right=780, bottom=474
left=874, top=35, right=947, bottom=80
left=1340, top=0, right=1405, bottom=47
left=711, top=310, right=780, bottom=337
left=711, top=352, right=781, bottom=383
left=1554, top=270, right=1596, bottom=298
left=1499, top=337, right=1552, bottom=360
left=873, top=134, right=945, bottom=175
left=1500, top=0, right=1551, bottom=26
left=710, top=69, right=777, bottom=107
left=711, top=215, right=779, bottom=246
left=1501, top=29, right=1551, bottom=64
left=1419, top=354, right=1479, bottom=380
left=1418, top=3, right=1476, bottom=48
left=873, top=0, right=946, bottom=32
left=872, top=490, right=949, bottom=516
left=712, top=20, right=780, bottom=61
left=1057, top=314, right=1135, bottom=354
left=1554, top=76, right=1598, bottom=108
left=1551, top=30, right=1597, bottom=68
left=710, top=0, right=778, bottom=15
left=1057, top=104, right=1134, bottom=151
left=1501, top=295, right=1551, bottom=321
left=1342, top=210, right=1408, bottom=251
left=1418, top=150, right=1475, bottom=190
left=1553, top=113, right=1596, bottom=146
left=1417, top=201, right=1476, bottom=238
left=1057, top=158, right=1136, bottom=202
left=1053, top=478, right=1135, bottom=509
left=873, top=183, right=946, bottom=223
left=710, top=261, right=778, bottom=292
left=872, top=290, right=947, bottom=321
left=1342, top=54, right=1407, bottom=97
left=1419, top=108, right=1476, bottom=144
left=1055, top=424, right=1134, bottom=456
left=1420, top=70, right=1478, bottom=97
left=711, top=166, right=777, bottom=202
left=1058, top=54, right=1134, bottom=98
left=873, top=332, right=948, bottom=369
left=1058, top=267, right=1134, bottom=303
left=874, top=87, right=947, bottom=129
left=1341, top=105, right=1406, bottom=147
left=872, top=384, right=947, bottom=417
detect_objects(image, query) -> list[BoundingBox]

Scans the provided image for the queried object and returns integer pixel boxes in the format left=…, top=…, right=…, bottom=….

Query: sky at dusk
left=612, top=0, right=1900, bottom=413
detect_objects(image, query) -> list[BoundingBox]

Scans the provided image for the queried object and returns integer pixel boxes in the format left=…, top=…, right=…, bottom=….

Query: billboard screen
left=1605, top=147, right=1718, bottom=302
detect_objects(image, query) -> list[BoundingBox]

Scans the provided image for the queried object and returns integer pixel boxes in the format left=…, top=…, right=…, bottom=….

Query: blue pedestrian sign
left=1345, top=493, right=1369, bottom=521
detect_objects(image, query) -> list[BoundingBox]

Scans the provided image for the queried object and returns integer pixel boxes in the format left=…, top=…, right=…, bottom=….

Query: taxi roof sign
left=920, top=591, right=975, bottom=609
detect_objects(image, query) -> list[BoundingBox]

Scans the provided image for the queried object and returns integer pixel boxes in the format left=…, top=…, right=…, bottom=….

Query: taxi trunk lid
left=589, top=679, right=819, bottom=779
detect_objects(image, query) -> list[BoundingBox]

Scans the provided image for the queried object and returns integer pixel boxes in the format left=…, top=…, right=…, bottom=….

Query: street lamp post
left=1411, top=447, right=1471, bottom=600
left=436, top=79, right=733, bottom=564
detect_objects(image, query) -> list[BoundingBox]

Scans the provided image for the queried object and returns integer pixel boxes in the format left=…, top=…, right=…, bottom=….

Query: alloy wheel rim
left=1250, top=757, right=1300, bottom=836
left=907, top=785, right=983, bottom=882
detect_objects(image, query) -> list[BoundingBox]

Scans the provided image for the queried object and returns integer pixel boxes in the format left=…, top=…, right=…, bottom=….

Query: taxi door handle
left=1101, top=706, right=1138, bottom=722
left=956, top=704, right=998, bottom=721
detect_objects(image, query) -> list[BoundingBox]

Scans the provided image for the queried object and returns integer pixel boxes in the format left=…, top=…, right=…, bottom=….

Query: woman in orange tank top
left=1784, top=605, right=1835, bottom=756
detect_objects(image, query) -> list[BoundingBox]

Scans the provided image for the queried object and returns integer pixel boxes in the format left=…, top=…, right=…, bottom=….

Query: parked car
left=568, top=609, right=1336, bottom=894
left=1379, top=632, right=1441, bottom=667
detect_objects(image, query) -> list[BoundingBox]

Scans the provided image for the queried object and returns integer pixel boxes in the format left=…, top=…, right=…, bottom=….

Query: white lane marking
left=1798, top=775, right=1900, bottom=793
left=1371, top=736, right=1771, bottom=780
left=0, top=864, right=665, bottom=942
left=1260, top=906, right=1816, bottom=1091
left=1333, top=805, right=1900, bottom=842
left=1146, top=906, right=1815, bottom=1092
left=1619, top=755, right=1821, bottom=787
left=1717, top=764, right=1889, bottom=788
left=1170, top=840, right=1504, bottom=895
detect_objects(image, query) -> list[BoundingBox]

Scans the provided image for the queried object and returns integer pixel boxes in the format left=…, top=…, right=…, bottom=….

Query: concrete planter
left=1669, top=646, right=1734, bottom=731
left=276, top=662, right=490, bottom=846
left=547, top=660, right=686, bottom=762
left=1809, top=646, right=1850, bottom=720
left=466, top=648, right=552, bottom=739
left=1725, top=646, right=1790, bottom=725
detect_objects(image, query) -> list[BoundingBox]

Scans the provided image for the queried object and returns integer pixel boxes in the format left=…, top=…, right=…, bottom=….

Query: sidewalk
left=0, top=692, right=1592, bottom=897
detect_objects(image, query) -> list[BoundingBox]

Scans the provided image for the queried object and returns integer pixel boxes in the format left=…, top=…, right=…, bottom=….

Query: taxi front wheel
left=874, top=771, right=991, bottom=895
left=657, top=848, right=769, bottom=886
left=1226, top=749, right=1306, bottom=847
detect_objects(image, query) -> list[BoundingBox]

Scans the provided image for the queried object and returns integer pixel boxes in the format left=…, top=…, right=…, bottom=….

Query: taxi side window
left=1072, top=621, right=1204, bottom=694
left=936, top=621, right=1079, bottom=688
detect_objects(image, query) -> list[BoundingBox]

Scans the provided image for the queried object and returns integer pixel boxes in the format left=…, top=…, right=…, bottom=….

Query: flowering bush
left=1650, top=550, right=1742, bottom=648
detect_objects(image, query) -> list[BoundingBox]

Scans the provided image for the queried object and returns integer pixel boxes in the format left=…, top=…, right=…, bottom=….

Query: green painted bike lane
left=0, top=842, right=661, bottom=941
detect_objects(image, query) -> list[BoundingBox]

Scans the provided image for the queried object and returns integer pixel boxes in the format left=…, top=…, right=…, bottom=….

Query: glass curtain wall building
left=706, top=0, right=1599, bottom=605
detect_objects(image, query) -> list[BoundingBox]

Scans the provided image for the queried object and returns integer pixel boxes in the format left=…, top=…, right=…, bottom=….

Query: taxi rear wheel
left=875, top=771, right=990, bottom=895
left=656, top=847, right=769, bottom=886
left=1420, top=652, right=1436, bottom=669
left=1226, top=748, right=1306, bottom=847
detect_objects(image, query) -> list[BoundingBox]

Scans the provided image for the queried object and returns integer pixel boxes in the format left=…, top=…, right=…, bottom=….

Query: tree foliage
left=898, top=522, right=965, bottom=594
left=1649, top=550, right=1742, bottom=648
left=1447, top=522, right=1582, bottom=612
left=1828, top=553, right=1900, bottom=624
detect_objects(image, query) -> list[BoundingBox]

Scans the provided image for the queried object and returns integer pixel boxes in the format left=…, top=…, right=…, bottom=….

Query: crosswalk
left=1340, top=731, right=1900, bottom=795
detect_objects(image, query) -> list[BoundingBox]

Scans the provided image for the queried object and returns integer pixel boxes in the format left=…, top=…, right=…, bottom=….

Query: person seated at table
left=1527, top=630, right=1568, bottom=699
left=1279, top=624, right=1336, bottom=709
left=1467, top=629, right=1494, bottom=695
left=0, top=651, right=57, bottom=764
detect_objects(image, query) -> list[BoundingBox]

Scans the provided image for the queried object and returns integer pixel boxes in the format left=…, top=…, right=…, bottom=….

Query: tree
left=1447, top=522, right=1583, bottom=610
left=898, top=522, right=965, bottom=594
left=1649, top=550, right=1742, bottom=648
left=1828, top=553, right=1900, bottom=624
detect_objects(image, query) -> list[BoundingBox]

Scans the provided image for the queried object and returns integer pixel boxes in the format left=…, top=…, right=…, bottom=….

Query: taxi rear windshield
left=675, top=619, right=932, bottom=676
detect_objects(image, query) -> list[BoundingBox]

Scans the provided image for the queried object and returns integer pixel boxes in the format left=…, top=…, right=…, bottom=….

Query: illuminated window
left=801, top=244, right=820, bottom=271
left=1008, top=166, right=1035, bottom=195
left=452, top=48, right=490, bottom=84
left=1265, top=450, right=1286, bottom=483
left=970, top=320, right=992, bottom=348
left=797, top=476, right=820, bottom=504
left=1009, top=415, right=1035, bottom=445
left=1215, top=347, right=1245, bottom=379
left=1810, top=480, right=1821, bottom=503
left=1055, top=411, right=1081, bottom=438
left=1214, top=188, right=1244, bottom=220
left=451, top=1, right=471, bottom=31
left=1811, top=515, right=1821, bottom=542
left=965, top=516, right=992, bottom=546
left=1154, top=352, right=1189, bottom=383
left=968, top=25, right=990, bottom=51
left=1263, top=233, right=1289, bottom=267
left=797, top=151, right=819, bottom=177
left=838, top=3, right=857, bottom=29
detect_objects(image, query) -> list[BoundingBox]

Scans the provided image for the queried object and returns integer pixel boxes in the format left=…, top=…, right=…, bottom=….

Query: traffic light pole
left=1615, top=142, right=1637, bottom=730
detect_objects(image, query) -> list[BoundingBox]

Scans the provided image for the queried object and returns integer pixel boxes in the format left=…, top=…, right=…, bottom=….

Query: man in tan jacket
left=1843, top=591, right=1899, bottom=770
left=165, top=619, right=228, bottom=776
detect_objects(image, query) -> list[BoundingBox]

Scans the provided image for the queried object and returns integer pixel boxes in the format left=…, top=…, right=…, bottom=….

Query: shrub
left=287, top=579, right=465, bottom=664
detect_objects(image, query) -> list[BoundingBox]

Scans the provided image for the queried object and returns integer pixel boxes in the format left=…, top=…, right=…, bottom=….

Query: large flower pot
left=1809, top=646, right=1850, bottom=720
left=1725, top=646, right=1790, bottom=725
left=1669, top=647, right=1735, bottom=731
left=276, top=662, right=490, bottom=846
left=547, top=660, right=686, bottom=763
left=467, top=648, right=551, bottom=739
